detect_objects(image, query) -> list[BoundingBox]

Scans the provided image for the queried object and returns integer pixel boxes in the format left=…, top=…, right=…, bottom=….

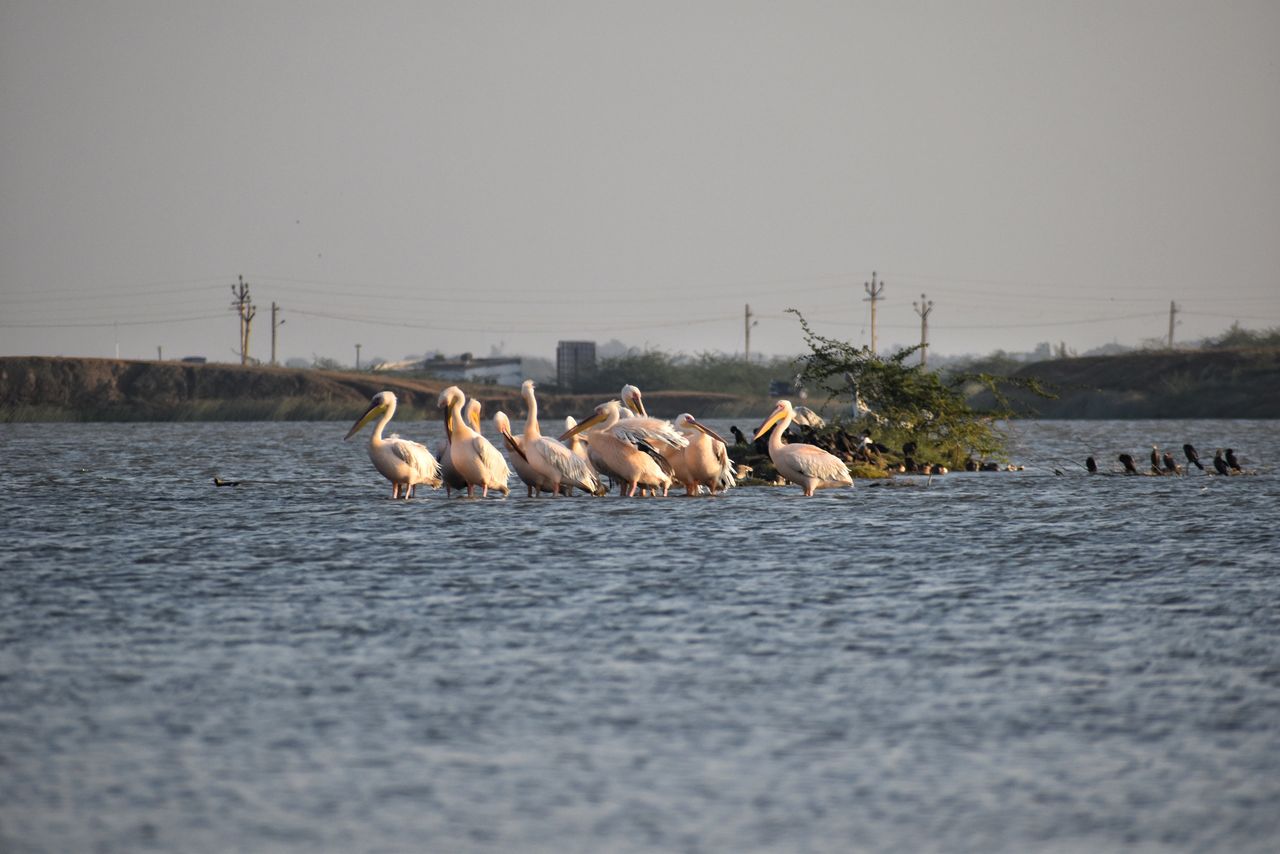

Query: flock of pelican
left=345, top=381, right=856, bottom=499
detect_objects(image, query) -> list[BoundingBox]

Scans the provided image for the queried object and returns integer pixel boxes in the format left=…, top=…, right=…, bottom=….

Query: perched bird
left=1150, top=445, right=1162, bottom=474
left=1183, top=443, right=1204, bottom=471
left=1213, top=449, right=1231, bottom=476
left=212, top=477, right=241, bottom=487
left=753, top=400, right=853, bottom=496
left=729, top=425, right=749, bottom=446
left=345, top=390, right=442, bottom=499
left=1119, top=453, right=1138, bottom=475
left=438, top=387, right=511, bottom=498
left=1226, top=449, right=1242, bottom=472
left=1086, top=456, right=1098, bottom=474
left=1162, top=452, right=1181, bottom=475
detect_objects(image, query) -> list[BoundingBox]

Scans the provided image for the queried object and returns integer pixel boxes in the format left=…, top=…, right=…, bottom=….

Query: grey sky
left=2, top=0, right=1278, bottom=365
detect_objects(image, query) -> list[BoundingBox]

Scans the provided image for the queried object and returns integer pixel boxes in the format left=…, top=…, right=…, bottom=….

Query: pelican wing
left=612, top=419, right=689, bottom=450
left=712, top=440, right=737, bottom=491
left=782, top=444, right=852, bottom=484
left=529, top=437, right=600, bottom=493
left=470, top=435, right=513, bottom=487
left=387, top=436, right=442, bottom=485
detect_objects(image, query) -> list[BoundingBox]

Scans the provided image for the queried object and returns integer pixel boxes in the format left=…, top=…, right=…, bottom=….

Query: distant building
left=418, top=353, right=523, bottom=386
left=556, top=340, right=596, bottom=390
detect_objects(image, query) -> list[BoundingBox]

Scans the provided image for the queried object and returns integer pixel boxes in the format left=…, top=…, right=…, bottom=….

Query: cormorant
left=729, top=426, right=748, bottom=446
left=1086, top=456, right=1098, bottom=473
left=1213, top=450, right=1230, bottom=476
left=902, top=440, right=918, bottom=458
left=964, top=456, right=978, bottom=472
left=1183, top=443, right=1204, bottom=470
left=213, top=477, right=241, bottom=487
left=861, top=430, right=890, bottom=454
left=1162, top=452, right=1181, bottom=475
left=1150, top=445, right=1162, bottom=474
left=1119, top=453, right=1138, bottom=475
left=1226, top=449, right=1242, bottom=471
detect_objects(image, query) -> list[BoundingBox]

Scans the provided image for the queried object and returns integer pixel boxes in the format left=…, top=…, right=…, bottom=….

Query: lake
left=1, top=418, right=1277, bottom=852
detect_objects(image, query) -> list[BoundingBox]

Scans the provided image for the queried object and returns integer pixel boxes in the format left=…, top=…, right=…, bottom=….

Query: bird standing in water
left=1225, top=449, right=1242, bottom=472
left=345, top=390, right=441, bottom=499
left=1183, top=444, right=1204, bottom=471
left=1119, top=453, right=1138, bottom=475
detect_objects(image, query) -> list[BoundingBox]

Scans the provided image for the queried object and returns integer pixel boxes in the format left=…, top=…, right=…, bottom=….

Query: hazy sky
left=2, top=0, right=1278, bottom=365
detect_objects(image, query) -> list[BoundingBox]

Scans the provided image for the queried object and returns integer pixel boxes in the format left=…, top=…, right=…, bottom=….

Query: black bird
left=902, top=440, right=918, bottom=458
left=861, top=431, right=890, bottom=454
left=1213, top=449, right=1230, bottom=476
left=1086, top=456, right=1098, bottom=473
left=1183, top=443, right=1204, bottom=470
left=212, top=477, right=241, bottom=487
left=1226, top=448, right=1242, bottom=471
left=1150, top=445, right=1162, bottom=474
left=1119, top=453, right=1138, bottom=475
left=1162, top=452, right=1181, bottom=475
left=964, top=456, right=978, bottom=472
left=729, top=426, right=748, bottom=446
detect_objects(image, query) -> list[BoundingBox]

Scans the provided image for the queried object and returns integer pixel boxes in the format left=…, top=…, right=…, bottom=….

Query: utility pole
left=157, top=346, right=162, bottom=361
left=1167, top=300, right=1179, bottom=349
left=229, top=275, right=256, bottom=365
left=913, top=293, right=934, bottom=368
left=744, top=304, right=758, bottom=363
left=355, top=343, right=362, bottom=371
left=864, top=271, right=885, bottom=353
left=270, top=302, right=284, bottom=366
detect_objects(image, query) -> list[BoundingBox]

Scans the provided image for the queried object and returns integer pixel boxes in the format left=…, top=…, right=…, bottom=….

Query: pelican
left=753, top=400, right=853, bottom=496
left=561, top=400, right=682, bottom=496
left=345, top=390, right=441, bottom=498
left=493, top=410, right=542, bottom=497
left=666, top=413, right=736, bottom=495
left=563, top=416, right=592, bottom=464
left=437, top=386, right=511, bottom=497
left=518, top=380, right=604, bottom=496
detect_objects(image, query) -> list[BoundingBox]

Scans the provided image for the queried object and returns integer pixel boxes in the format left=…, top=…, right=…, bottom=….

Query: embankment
left=0, top=357, right=757, bottom=421
left=974, top=348, right=1280, bottom=418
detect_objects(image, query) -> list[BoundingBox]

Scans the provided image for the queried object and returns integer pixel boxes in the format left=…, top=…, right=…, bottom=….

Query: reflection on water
left=1, top=419, right=1278, bottom=852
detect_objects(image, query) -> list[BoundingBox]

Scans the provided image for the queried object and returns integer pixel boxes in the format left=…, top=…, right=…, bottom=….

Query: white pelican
left=666, top=412, right=736, bottom=495
left=561, top=400, right=683, bottom=497
left=518, top=380, right=603, bottom=497
left=436, top=397, right=483, bottom=496
left=753, top=400, right=853, bottom=496
left=563, top=416, right=591, bottom=464
left=437, top=386, right=511, bottom=497
left=493, top=410, right=544, bottom=497
left=345, top=390, right=442, bottom=498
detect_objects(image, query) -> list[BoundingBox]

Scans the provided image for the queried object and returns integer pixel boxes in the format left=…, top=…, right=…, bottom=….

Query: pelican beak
left=468, top=408, right=481, bottom=432
left=687, top=416, right=728, bottom=445
left=345, top=403, right=384, bottom=440
left=560, top=411, right=606, bottom=441
left=752, top=407, right=786, bottom=442
left=624, top=393, right=647, bottom=417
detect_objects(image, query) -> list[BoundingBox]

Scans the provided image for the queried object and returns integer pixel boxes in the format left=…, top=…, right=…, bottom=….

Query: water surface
left=2, top=419, right=1278, bottom=852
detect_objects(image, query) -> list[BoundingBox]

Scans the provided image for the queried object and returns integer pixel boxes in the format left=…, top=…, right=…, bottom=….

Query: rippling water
left=2, top=419, right=1278, bottom=853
